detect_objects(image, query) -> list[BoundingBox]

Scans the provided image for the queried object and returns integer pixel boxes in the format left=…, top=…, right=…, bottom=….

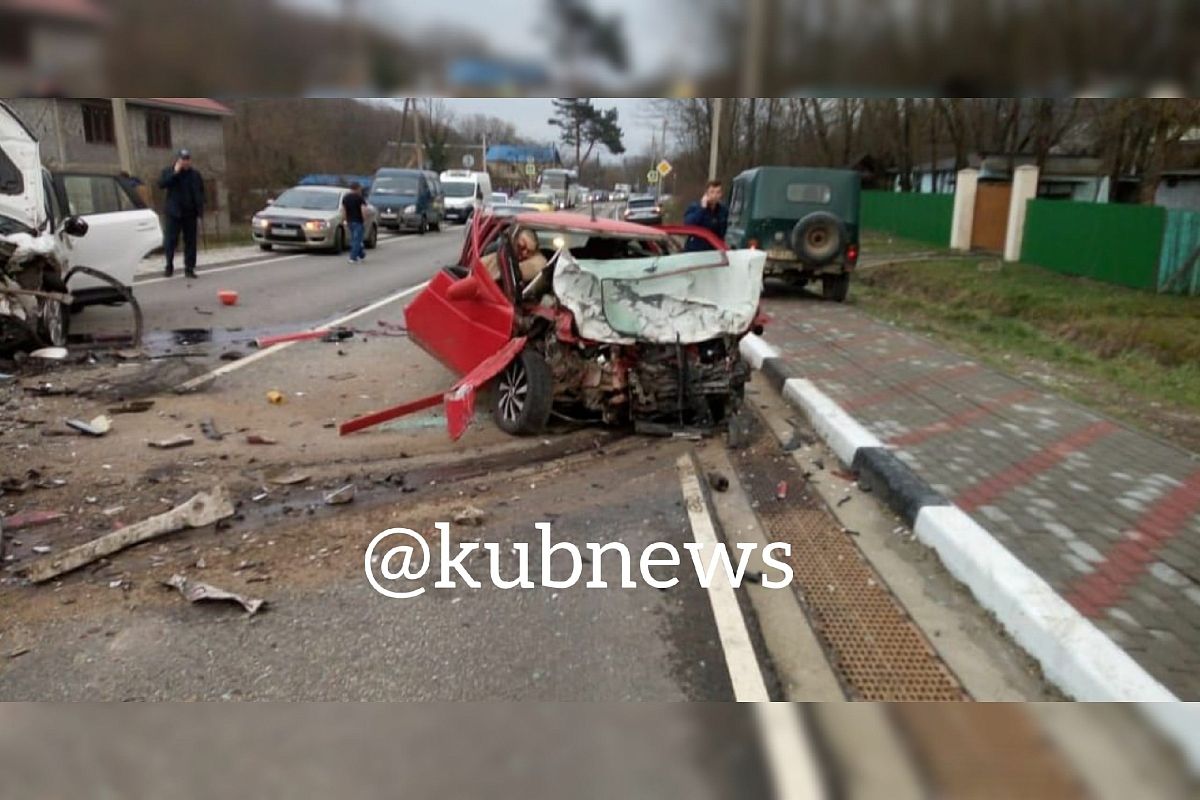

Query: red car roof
left=514, top=212, right=666, bottom=237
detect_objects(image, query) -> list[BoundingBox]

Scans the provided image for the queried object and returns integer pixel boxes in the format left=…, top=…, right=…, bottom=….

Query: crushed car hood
left=553, top=249, right=766, bottom=344
left=0, top=101, right=47, bottom=234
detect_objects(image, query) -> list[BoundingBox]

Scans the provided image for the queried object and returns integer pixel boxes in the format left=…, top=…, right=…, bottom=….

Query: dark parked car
left=725, top=166, right=860, bottom=301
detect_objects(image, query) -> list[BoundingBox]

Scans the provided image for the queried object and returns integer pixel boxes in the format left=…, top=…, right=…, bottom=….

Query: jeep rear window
left=786, top=183, right=831, bottom=204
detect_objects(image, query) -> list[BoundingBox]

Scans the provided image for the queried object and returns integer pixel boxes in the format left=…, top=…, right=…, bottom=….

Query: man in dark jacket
left=682, top=179, right=729, bottom=251
left=158, top=148, right=205, bottom=278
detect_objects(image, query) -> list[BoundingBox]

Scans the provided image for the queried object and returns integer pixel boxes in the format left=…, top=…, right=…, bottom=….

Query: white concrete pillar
left=949, top=168, right=979, bottom=251
left=1004, top=165, right=1040, bottom=262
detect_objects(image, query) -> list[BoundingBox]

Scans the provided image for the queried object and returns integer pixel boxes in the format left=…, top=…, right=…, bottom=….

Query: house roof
left=0, top=0, right=107, bottom=24
left=131, top=98, right=233, bottom=117
left=485, top=144, right=560, bottom=165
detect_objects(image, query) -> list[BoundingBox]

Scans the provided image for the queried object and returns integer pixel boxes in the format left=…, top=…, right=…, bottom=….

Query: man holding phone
left=682, top=179, right=728, bottom=252
left=158, top=148, right=205, bottom=279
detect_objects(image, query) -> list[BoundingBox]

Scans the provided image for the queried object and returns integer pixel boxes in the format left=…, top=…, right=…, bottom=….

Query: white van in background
left=439, top=170, right=493, bottom=224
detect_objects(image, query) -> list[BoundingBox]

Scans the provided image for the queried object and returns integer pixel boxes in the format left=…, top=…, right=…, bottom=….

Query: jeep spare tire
left=791, top=212, right=845, bottom=266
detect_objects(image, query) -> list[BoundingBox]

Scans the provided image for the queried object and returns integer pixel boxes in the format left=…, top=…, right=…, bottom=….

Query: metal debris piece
left=775, top=480, right=788, bottom=500
left=29, top=347, right=68, bottom=360
left=324, top=484, right=355, bottom=505
left=269, top=470, right=310, bottom=486
left=162, top=573, right=265, bottom=615
left=149, top=434, right=194, bottom=449
left=66, top=415, right=111, bottom=437
left=31, top=545, right=51, bottom=554
left=452, top=505, right=486, bottom=526
left=107, top=400, right=155, bottom=414
left=199, top=418, right=224, bottom=441
left=245, top=434, right=277, bottom=445
left=3, top=510, right=66, bottom=531
left=707, top=471, right=730, bottom=492
left=266, top=390, right=285, bottom=405
left=24, top=486, right=235, bottom=583
left=836, top=496, right=852, bottom=507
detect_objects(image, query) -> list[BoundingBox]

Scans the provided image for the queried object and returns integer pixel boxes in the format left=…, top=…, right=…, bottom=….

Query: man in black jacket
left=158, top=148, right=205, bottom=278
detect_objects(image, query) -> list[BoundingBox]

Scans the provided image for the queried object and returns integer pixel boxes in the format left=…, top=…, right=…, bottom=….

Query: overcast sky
left=441, top=98, right=667, bottom=158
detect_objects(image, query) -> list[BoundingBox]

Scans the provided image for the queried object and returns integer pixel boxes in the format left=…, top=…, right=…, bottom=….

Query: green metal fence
left=861, top=190, right=953, bottom=245
left=1020, top=200, right=1166, bottom=292
left=1158, top=209, right=1200, bottom=296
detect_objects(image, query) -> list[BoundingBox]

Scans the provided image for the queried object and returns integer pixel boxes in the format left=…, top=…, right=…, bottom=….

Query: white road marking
left=137, top=231, right=433, bottom=286
left=176, top=281, right=429, bottom=391
left=754, top=704, right=828, bottom=800
left=675, top=453, right=770, bottom=702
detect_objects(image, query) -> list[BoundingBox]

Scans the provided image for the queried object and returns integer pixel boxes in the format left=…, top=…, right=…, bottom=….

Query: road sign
left=646, top=170, right=659, bottom=184
left=656, top=159, right=673, bottom=177
left=462, top=153, right=475, bottom=169
left=526, top=162, right=537, bottom=177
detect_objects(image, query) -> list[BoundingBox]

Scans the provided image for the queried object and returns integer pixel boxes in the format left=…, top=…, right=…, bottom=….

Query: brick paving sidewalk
left=761, top=298, right=1200, bottom=699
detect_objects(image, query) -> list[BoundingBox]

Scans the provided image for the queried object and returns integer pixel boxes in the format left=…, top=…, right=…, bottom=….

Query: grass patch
left=852, top=256, right=1200, bottom=424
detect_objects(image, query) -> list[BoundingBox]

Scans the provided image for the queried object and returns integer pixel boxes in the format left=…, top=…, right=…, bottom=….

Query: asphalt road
left=70, top=228, right=465, bottom=355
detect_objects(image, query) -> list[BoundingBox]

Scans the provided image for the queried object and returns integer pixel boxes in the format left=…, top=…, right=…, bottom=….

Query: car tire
left=492, top=349, right=553, bottom=436
left=792, top=212, right=845, bottom=267
left=331, top=227, right=345, bottom=254
left=822, top=273, right=850, bottom=303
left=259, top=243, right=273, bottom=252
left=366, top=224, right=378, bottom=249
left=418, top=216, right=428, bottom=235
left=36, top=273, right=70, bottom=347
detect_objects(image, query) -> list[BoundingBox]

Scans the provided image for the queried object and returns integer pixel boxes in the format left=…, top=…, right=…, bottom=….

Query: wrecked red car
left=342, top=211, right=767, bottom=439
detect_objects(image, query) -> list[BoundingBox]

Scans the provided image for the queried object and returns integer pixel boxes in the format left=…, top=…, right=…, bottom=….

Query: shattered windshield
left=273, top=189, right=340, bottom=211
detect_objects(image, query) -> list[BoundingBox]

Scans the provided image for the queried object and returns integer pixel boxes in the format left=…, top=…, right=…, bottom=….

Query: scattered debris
left=219, top=351, right=244, bottom=361
left=29, top=347, right=68, bottom=360
left=452, top=504, right=487, bottom=526
left=6, top=647, right=31, bottom=659
left=812, top=458, right=825, bottom=471
left=856, top=480, right=873, bottom=493
left=831, top=468, right=857, bottom=483
left=200, top=418, right=224, bottom=441
left=31, top=545, right=51, bottom=554
left=245, top=434, right=277, bottom=445
left=775, top=480, right=788, bottom=500
left=324, top=484, right=355, bottom=505
left=269, top=470, right=310, bottom=486
left=3, top=510, right=66, bottom=531
left=266, top=390, right=285, bottom=405
left=707, top=471, right=730, bottom=492
left=149, top=434, right=194, bottom=450
left=24, top=486, right=235, bottom=583
left=218, top=290, right=238, bottom=307
left=107, top=400, right=155, bottom=414
left=65, top=415, right=112, bottom=437
left=162, top=574, right=265, bottom=615
left=193, top=306, right=214, bottom=316
left=836, top=496, right=852, bottom=508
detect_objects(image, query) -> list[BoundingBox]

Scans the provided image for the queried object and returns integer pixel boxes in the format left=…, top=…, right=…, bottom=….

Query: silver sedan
left=252, top=186, right=379, bottom=253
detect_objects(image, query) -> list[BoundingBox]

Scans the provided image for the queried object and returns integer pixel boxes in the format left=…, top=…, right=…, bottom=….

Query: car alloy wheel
left=492, top=349, right=553, bottom=435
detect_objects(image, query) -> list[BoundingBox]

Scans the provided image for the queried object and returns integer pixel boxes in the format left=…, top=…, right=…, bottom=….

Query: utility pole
left=110, top=98, right=132, bottom=173
left=411, top=100, right=425, bottom=169
left=708, top=98, right=723, bottom=181
left=481, top=133, right=487, bottom=173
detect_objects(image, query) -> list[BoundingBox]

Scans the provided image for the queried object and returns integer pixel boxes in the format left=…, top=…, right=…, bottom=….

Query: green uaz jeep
left=725, top=166, right=861, bottom=302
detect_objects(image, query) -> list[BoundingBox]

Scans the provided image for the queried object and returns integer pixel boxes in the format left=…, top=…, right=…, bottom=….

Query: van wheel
left=365, top=224, right=378, bottom=249
left=418, top=216, right=428, bottom=235
left=259, top=243, right=273, bottom=252
left=822, top=273, right=850, bottom=303
left=493, top=349, right=553, bottom=435
left=37, top=274, right=70, bottom=347
left=431, top=217, right=441, bottom=232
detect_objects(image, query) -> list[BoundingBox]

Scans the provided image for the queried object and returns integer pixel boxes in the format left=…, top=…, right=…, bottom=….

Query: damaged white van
left=1, top=101, right=159, bottom=350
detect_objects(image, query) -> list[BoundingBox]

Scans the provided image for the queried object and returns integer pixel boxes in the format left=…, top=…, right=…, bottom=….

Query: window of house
left=81, top=102, right=115, bottom=145
left=146, top=112, right=172, bottom=149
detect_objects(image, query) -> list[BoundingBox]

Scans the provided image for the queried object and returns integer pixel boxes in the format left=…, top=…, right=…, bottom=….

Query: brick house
left=7, top=97, right=233, bottom=234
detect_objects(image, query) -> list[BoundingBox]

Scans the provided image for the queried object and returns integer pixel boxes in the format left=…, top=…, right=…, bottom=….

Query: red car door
left=404, top=214, right=516, bottom=376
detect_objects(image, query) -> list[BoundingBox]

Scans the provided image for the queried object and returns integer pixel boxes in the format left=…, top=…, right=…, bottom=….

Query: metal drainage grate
left=732, top=428, right=968, bottom=701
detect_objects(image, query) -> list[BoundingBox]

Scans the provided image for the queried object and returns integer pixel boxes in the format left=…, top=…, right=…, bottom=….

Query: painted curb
left=739, top=333, right=1200, bottom=770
